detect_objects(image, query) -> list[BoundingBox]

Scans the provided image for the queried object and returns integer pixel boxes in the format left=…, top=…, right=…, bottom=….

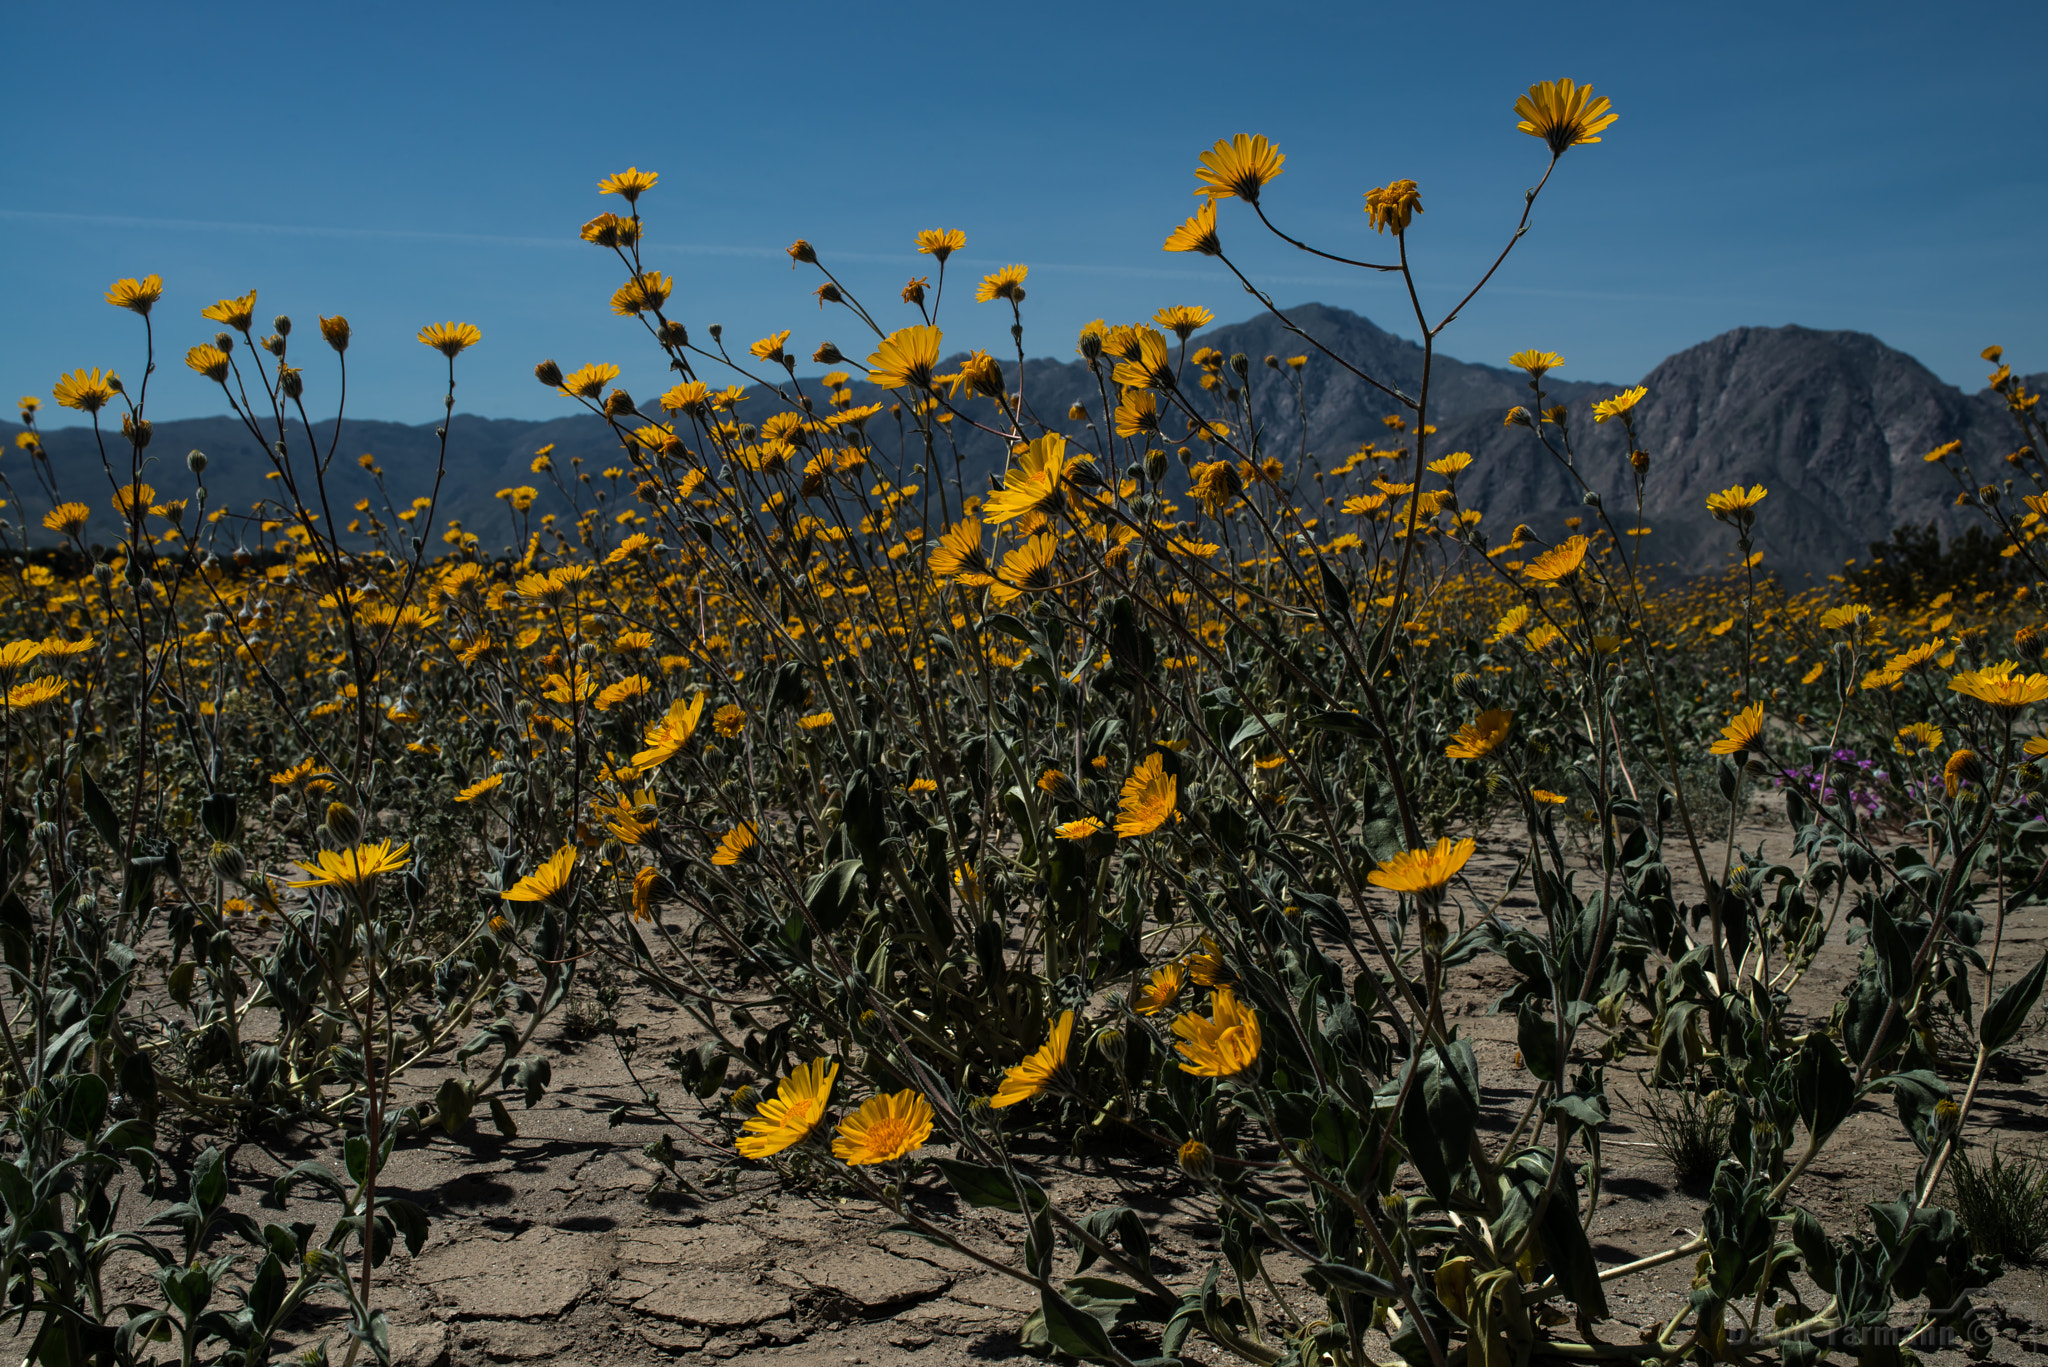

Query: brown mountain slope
left=3, top=310, right=2026, bottom=580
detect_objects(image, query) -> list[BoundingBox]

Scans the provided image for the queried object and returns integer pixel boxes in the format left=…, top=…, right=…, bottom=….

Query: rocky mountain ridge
left=3, top=305, right=2031, bottom=580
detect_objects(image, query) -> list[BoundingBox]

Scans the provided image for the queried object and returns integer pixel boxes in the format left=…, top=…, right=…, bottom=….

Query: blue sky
left=9, top=1, right=2044, bottom=427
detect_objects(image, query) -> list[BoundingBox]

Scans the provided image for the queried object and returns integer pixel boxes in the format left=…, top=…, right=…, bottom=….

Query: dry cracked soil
left=17, top=811, right=2048, bottom=1365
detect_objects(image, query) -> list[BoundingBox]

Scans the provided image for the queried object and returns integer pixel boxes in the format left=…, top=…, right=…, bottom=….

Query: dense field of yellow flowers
left=7, top=77, right=2048, bottom=1367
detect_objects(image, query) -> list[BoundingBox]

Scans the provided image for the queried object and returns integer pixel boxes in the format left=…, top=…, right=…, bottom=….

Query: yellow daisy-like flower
left=1368, top=837, right=1475, bottom=896
left=991, top=1010, right=1075, bottom=1108
left=908, top=777, right=938, bottom=795
left=4, top=677, right=68, bottom=710
left=631, top=693, right=707, bottom=769
left=42, top=503, right=90, bottom=537
left=594, top=674, right=652, bottom=711
left=286, top=839, right=413, bottom=895
left=1055, top=816, right=1106, bottom=841
left=105, top=274, right=163, bottom=315
left=1364, top=180, right=1423, bottom=235
left=1592, top=386, right=1647, bottom=423
left=915, top=228, right=964, bottom=261
left=1515, top=79, right=1618, bottom=156
left=713, top=703, right=746, bottom=738
left=631, top=866, right=669, bottom=922
left=749, top=330, right=792, bottom=362
left=1818, top=603, right=1873, bottom=632
left=1116, top=753, right=1177, bottom=838
left=1162, top=199, right=1222, bottom=256
left=1187, top=936, right=1230, bottom=986
left=1898, top=723, right=1945, bottom=753
left=711, top=823, right=757, bottom=867
left=1132, top=962, right=1185, bottom=1016
left=202, top=290, right=258, bottom=330
left=185, top=344, right=231, bottom=382
left=597, top=167, right=658, bottom=202
left=1705, top=484, right=1768, bottom=522
left=1114, top=389, right=1161, bottom=438
left=501, top=846, right=577, bottom=905
left=1427, top=451, right=1474, bottom=477
left=612, top=272, right=674, bottom=318
left=1490, top=605, right=1531, bottom=642
left=1531, top=789, right=1568, bottom=806
left=1193, top=134, right=1284, bottom=204
left=419, top=322, right=481, bottom=357
left=1508, top=350, right=1562, bottom=379
left=983, top=434, right=1090, bottom=525
left=1445, top=709, right=1513, bottom=761
left=1172, top=985, right=1261, bottom=1079
left=975, top=265, right=1028, bottom=304
left=1154, top=305, right=1214, bottom=340
left=1523, top=535, right=1590, bottom=584
left=558, top=363, right=620, bottom=400
left=1944, top=748, right=1984, bottom=795
left=866, top=325, right=943, bottom=391
left=2023, top=737, right=2048, bottom=759
left=1950, top=660, right=2048, bottom=714
left=737, top=1057, right=839, bottom=1160
left=455, top=774, right=504, bottom=802
left=1801, top=662, right=1826, bottom=685
left=989, top=534, right=1059, bottom=603
left=1110, top=328, right=1175, bottom=394
left=52, top=368, right=119, bottom=414
left=1708, top=702, right=1767, bottom=757
left=797, top=711, right=835, bottom=731
left=832, top=1089, right=934, bottom=1165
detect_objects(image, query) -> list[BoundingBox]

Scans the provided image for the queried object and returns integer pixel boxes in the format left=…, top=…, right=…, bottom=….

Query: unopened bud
left=534, top=359, right=564, bottom=388
left=324, top=801, right=363, bottom=844
left=209, top=841, right=248, bottom=884
left=1177, top=1139, right=1215, bottom=1183
left=187, top=449, right=208, bottom=474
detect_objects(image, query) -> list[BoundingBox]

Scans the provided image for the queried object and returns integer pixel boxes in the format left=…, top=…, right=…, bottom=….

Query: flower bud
left=812, top=342, right=843, bottom=365
left=604, top=389, right=636, bottom=418
left=209, top=841, right=248, bottom=884
left=262, top=334, right=286, bottom=356
left=320, top=315, right=350, bottom=352
left=1145, top=448, right=1169, bottom=483
left=658, top=320, right=687, bottom=348
left=215, top=332, right=235, bottom=352
left=187, top=449, right=208, bottom=474
left=122, top=415, right=151, bottom=449
left=1177, top=1139, right=1215, bottom=1183
left=1093, top=1026, right=1126, bottom=1067
left=707, top=324, right=722, bottom=340
left=324, top=801, right=363, bottom=844
left=787, top=239, right=817, bottom=264
left=534, top=359, right=564, bottom=388
left=273, top=314, right=292, bottom=336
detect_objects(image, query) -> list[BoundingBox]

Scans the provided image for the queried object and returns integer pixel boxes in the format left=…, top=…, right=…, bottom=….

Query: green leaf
left=1303, top=1261, right=1397, bottom=1298
left=80, top=768, right=123, bottom=855
left=1039, top=1286, right=1120, bottom=1362
left=1794, top=1032, right=1855, bottom=1142
left=1981, top=950, right=2048, bottom=1053
left=804, top=859, right=866, bottom=933
left=1516, top=999, right=1560, bottom=1083
left=192, top=1146, right=228, bottom=1212
left=930, top=1157, right=1039, bottom=1214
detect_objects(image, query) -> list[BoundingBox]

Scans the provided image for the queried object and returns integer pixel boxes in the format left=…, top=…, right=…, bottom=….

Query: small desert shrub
left=1633, top=1076, right=1734, bottom=1187
left=1946, top=1142, right=2048, bottom=1263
